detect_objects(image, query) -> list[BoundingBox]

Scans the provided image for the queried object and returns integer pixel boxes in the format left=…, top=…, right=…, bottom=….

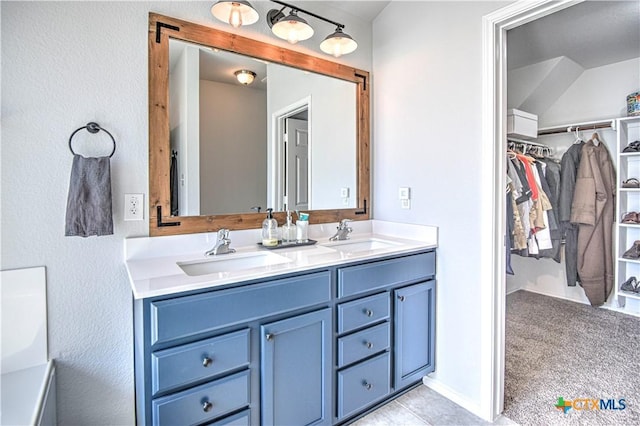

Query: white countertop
left=125, top=220, right=438, bottom=299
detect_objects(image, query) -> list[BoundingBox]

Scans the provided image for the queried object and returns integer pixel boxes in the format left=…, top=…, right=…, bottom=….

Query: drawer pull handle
left=202, top=357, right=213, bottom=367
left=365, top=341, right=374, bottom=349
left=362, top=381, right=373, bottom=390
left=266, top=333, right=274, bottom=341
left=364, top=309, right=373, bottom=317
left=398, top=295, right=405, bottom=302
left=202, top=401, right=213, bottom=412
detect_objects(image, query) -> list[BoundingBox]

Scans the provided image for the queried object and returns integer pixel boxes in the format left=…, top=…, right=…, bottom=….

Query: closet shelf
left=619, top=188, right=640, bottom=192
left=619, top=152, right=640, bottom=157
left=618, top=257, right=640, bottom=264
left=617, top=290, right=640, bottom=301
left=618, top=223, right=640, bottom=228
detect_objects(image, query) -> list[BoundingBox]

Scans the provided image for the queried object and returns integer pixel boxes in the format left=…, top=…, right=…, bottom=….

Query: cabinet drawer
left=337, top=352, right=390, bottom=419
left=151, top=329, right=250, bottom=396
left=150, top=271, right=331, bottom=345
left=338, top=252, right=435, bottom=298
left=337, top=292, right=389, bottom=334
left=210, top=409, right=250, bottom=426
left=337, top=322, right=390, bottom=368
left=152, top=370, right=249, bottom=426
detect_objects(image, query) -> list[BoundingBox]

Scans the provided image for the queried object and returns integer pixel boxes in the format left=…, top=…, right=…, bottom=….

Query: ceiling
left=507, top=1, right=640, bottom=70
left=313, top=0, right=390, bottom=23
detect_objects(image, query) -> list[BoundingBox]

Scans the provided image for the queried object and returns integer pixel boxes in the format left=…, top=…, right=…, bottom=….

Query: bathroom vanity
left=126, top=221, right=437, bottom=425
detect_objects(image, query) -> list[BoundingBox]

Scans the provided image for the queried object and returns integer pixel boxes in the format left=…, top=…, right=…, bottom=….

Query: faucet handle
left=338, top=219, right=352, bottom=229
left=217, top=228, right=230, bottom=240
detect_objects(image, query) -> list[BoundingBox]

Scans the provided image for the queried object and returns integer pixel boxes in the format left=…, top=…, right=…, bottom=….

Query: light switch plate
left=399, top=187, right=410, bottom=200
left=340, top=187, right=350, bottom=198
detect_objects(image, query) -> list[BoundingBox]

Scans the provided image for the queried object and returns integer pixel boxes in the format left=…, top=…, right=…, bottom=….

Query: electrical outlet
left=401, top=199, right=411, bottom=209
left=124, top=194, right=144, bottom=221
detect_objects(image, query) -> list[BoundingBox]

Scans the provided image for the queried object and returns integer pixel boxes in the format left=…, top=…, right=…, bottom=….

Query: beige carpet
left=504, top=291, right=640, bottom=425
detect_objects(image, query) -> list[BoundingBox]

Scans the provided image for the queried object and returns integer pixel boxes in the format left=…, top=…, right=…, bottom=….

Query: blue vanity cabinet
left=134, top=271, right=332, bottom=426
left=260, top=308, right=332, bottom=426
left=334, top=251, right=436, bottom=423
left=394, top=280, right=436, bottom=390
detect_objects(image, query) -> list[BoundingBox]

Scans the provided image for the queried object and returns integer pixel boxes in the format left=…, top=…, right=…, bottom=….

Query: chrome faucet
left=205, top=229, right=236, bottom=256
left=329, top=219, right=353, bottom=241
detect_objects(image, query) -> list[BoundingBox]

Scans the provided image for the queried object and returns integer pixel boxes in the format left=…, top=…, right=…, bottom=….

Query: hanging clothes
left=570, top=140, right=615, bottom=306
left=559, top=141, right=584, bottom=286
left=506, top=142, right=559, bottom=267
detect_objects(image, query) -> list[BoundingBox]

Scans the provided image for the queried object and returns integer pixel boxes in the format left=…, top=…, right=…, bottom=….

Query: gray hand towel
left=65, top=155, right=114, bottom=237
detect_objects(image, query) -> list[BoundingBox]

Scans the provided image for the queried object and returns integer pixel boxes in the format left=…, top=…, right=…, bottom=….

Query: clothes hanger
left=573, top=126, right=583, bottom=144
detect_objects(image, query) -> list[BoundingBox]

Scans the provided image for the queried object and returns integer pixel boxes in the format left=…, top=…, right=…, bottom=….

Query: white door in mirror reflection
left=285, top=117, right=309, bottom=211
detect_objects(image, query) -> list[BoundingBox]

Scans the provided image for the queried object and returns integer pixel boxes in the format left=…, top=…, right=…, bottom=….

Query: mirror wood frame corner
left=148, top=13, right=370, bottom=237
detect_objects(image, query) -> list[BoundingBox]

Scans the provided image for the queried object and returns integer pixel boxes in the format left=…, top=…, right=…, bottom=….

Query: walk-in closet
left=502, top=1, right=640, bottom=424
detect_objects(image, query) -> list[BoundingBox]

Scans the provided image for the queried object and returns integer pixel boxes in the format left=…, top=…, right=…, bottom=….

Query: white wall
left=200, top=80, right=267, bottom=214
left=267, top=63, right=357, bottom=210
left=373, top=1, right=507, bottom=417
left=507, top=57, right=640, bottom=315
left=0, top=2, right=372, bottom=424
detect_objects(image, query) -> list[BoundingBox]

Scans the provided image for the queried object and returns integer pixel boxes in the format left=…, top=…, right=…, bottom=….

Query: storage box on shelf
left=615, top=116, right=640, bottom=307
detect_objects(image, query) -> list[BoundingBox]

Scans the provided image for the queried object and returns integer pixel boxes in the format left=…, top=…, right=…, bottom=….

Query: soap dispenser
left=262, top=208, right=279, bottom=247
left=282, top=210, right=296, bottom=244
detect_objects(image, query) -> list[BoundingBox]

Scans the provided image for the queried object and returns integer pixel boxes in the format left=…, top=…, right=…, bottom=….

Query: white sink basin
left=324, top=238, right=400, bottom=255
left=178, top=252, right=291, bottom=277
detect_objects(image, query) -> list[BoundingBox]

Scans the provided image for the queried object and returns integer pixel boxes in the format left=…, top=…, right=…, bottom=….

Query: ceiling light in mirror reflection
left=235, top=69, right=256, bottom=85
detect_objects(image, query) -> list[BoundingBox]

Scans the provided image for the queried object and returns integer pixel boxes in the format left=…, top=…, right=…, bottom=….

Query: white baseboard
left=422, top=376, right=487, bottom=421
left=516, top=288, right=640, bottom=318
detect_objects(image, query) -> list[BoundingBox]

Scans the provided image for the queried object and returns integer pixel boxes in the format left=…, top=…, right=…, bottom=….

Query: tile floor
left=352, top=385, right=518, bottom=426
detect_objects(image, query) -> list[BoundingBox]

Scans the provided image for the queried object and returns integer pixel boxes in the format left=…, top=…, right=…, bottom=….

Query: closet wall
left=506, top=54, right=640, bottom=313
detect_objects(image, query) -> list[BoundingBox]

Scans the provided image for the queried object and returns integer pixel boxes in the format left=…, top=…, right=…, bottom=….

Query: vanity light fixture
left=234, top=69, right=257, bottom=85
left=271, top=9, right=314, bottom=44
left=320, top=27, right=358, bottom=58
left=210, top=0, right=259, bottom=28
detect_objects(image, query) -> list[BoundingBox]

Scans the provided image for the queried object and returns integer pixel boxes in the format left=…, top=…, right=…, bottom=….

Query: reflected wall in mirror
left=149, top=13, right=370, bottom=236
left=169, top=39, right=357, bottom=217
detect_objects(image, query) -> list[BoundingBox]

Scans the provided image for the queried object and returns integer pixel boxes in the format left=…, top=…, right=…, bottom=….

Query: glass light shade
left=271, top=12, right=314, bottom=44
left=320, top=28, right=358, bottom=57
left=235, top=70, right=256, bottom=85
left=211, top=1, right=259, bottom=28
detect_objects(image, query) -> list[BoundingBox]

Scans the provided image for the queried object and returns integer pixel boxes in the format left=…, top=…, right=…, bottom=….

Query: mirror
left=149, top=13, right=370, bottom=236
left=169, top=39, right=357, bottom=216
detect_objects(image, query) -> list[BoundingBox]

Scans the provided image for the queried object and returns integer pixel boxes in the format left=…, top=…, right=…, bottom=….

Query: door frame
left=269, top=97, right=311, bottom=211
left=481, top=0, right=583, bottom=420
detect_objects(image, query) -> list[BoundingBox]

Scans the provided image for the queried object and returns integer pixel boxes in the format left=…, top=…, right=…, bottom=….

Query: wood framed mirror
left=149, top=13, right=370, bottom=236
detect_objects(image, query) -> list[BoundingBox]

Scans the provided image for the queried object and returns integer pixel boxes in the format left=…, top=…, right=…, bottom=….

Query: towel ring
left=68, top=122, right=116, bottom=158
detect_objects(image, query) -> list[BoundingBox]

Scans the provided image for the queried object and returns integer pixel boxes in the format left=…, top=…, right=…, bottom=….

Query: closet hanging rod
left=507, top=137, right=548, bottom=147
left=537, top=119, right=616, bottom=136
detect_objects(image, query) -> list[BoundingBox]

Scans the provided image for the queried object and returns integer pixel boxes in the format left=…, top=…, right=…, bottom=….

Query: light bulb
left=287, top=28, right=299, bottom=44
left=229, top=4, right=243, bottom=28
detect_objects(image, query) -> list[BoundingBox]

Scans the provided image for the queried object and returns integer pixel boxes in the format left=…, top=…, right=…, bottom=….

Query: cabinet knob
left=362, top=381, right=373, bottom=390
left=398, top=295, right=405, bottom=302
left=202, top=401, right=213, bottom=412
left=364, top=309, right=373, bottom=317
left=202, top=357, right=213, bottom=367
left=266, top=333, right=274, bottom=341
left=365, top=341, right=373, bottom=349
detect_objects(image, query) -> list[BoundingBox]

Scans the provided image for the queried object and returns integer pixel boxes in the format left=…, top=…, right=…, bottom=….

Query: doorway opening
left=271, top=98, right=311, bottom=212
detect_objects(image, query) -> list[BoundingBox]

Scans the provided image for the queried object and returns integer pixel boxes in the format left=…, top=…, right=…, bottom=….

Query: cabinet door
left=394, top=281, right=435, bottom=390
left=261, top=308, right=331, bottom=426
